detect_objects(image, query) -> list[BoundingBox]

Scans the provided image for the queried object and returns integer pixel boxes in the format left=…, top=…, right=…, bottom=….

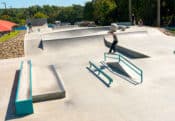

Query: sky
left=0, top=0, right=91, bottom=8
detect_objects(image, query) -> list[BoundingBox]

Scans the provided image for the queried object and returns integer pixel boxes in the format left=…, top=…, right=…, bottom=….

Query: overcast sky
left=0, top=0, right=91, bottom=8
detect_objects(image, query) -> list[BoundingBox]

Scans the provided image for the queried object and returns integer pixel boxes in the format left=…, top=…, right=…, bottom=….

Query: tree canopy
left=0, top=0, right=175, bottom=26
left=92, top=0, right=117, bottom=25
left=34, top=12, right=48, bottom=19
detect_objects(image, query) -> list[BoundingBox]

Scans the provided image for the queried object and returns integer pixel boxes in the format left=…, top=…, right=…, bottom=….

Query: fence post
left=104, top=53, right=106, bottom=61
left=141, top=71, right=143, bottom=83
left=119, top=54, right=121, bottom=63
left=97, top=70, right=100, bottom=75
left=89, top=62, right=92, bottom=68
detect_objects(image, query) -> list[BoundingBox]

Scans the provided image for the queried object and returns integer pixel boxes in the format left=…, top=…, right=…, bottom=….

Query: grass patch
left=0, top=31, right=20, bottom=42
left=169, top=30, right=175, bottom=34
left=167, top=27, right=175, bottom=32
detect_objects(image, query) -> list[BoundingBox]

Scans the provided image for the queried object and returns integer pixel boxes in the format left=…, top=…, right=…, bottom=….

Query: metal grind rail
left=89, top=61, right=113, bottom=86
left=104, top=52, right=143, bottom=84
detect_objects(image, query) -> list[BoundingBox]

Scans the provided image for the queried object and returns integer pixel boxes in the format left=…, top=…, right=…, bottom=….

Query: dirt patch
left=158, top=28, right=175, bottom=36
left=0, top=31, right=25, bottom=59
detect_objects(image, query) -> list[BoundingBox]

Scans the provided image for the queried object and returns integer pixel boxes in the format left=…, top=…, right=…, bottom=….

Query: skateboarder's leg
left=109, top=46, right=113, bottom=53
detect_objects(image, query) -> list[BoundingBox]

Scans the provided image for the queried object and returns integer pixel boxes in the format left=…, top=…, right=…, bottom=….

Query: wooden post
left=157, top=0, right=161, bottom=26
left=129, top=0, right=132, bottom=22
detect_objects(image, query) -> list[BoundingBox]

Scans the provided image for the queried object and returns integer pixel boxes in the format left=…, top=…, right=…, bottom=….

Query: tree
left=131, top=0, right=157, bottom=25
left=56, top=5, right=83, bottom=24
left=84, top=1, right=94, bottom=21
left=34, top=12, right=48, bottom=19
left=115, top=0, right=129, bottom=21
left=93, top=0, right=117, bottom=25
left=72, top=5, right=84, bottom=22
left=0, top=15, right=10, bottom=20
left=27, top=5, right=43, bottom=17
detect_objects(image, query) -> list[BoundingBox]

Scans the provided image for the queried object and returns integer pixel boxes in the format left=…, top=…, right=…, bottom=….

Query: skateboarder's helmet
left=109, top=23, right=118, bottom=32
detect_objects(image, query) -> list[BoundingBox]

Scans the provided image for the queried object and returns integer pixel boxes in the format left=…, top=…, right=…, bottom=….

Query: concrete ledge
left=15, top=61, right=33, bottom=115
left=15, top=99, right=33, bottom=115
left=32, top=65, right=65, bottom=103
left=32, top=91, right=65, bottom=102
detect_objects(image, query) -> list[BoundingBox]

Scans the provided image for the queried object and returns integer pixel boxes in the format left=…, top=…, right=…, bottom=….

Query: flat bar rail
left=104, top=53, right=143, bottom=83
left=89, top=61, right=113, bottom=86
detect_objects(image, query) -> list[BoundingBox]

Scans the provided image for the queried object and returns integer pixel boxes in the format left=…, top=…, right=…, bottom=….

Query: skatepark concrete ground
left=1, top=25, right=175, bottom=121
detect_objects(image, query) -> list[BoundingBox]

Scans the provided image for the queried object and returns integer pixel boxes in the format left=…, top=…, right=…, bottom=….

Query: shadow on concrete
left=100, top=61, right=140, bottom=85
left=86, top=67, right=110, bottom=88
left=38, top=40, right=43, bottom=49
left=5, top=70, right=30, bottom=121
left=50, top=65, right=65, bottom=95
left=106, top=62, right=131, bottom=78
left=116, top=46, right=149, bottom=59
left=104, top=38, right=149, bottom=59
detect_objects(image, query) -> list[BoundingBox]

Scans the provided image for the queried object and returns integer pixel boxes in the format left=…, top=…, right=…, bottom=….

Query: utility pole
left=1, top=2, right=6, bottom=9
left=157, top=0, right=160, bottom=26
left=129, top=0, right=132, bottom=22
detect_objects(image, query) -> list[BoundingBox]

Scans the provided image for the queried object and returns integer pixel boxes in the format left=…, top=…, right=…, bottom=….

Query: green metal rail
left=104, top=52, right=143, bottom=83
left=89, top=61, right=113, bottom=86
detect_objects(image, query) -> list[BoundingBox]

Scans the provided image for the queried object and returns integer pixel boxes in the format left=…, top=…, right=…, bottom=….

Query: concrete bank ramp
left=32, top=65, right=65, bottom=102
left=41, top=26, right=148, bottom=53
left=104, top=37, right=149, bottom=59
left=42, top=26, right=110, bottom=40
left=42, top=34, right=105, bottom=52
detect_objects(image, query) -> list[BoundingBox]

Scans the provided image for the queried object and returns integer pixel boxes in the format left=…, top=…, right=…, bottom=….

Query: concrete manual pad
left=32, top=65, right=65, bottom=102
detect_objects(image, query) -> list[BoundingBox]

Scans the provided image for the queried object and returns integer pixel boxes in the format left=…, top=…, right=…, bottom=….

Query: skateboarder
left=131, top=13, right=136, bottom=25
left=28, top=22, right=33, bottom=33
left=108, top=30, right=118, bottom=53
left=108, top=27, right=118, bottom=53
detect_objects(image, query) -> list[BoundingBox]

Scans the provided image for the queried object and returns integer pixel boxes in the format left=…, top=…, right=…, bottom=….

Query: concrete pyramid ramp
left=103, top=53, right=143, bottom=85
left=106, top=62, right=131, bottom=78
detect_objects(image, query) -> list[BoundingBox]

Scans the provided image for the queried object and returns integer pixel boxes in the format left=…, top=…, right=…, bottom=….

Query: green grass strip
left=0, top=31, right=20, bottom=42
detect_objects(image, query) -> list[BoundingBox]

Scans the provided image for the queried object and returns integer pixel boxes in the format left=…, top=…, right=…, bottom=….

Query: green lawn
left=0, top=31, right=20, bottom=42
left=172, top=30, right=175, bottom=33
left=170, top=30, right=175, bottom=35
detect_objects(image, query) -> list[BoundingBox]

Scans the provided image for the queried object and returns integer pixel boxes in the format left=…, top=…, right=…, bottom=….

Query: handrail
left=119, top=55, right=142, bottom=75
left=89, top=61, right=113, bottom=86
left=104, top=52, right=143, bottom=83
